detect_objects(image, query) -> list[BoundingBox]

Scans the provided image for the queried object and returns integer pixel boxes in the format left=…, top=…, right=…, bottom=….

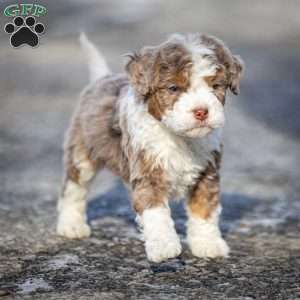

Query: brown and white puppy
left=56, top=33, right=244, bottom=263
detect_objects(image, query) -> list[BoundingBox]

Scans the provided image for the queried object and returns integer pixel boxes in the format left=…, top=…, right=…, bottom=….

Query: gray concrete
left=0, top=0, right=299, bottom=299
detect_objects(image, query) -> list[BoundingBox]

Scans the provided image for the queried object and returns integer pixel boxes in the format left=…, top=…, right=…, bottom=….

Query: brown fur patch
left=130, top=151, right=169, bottom=214
left=62, top=114, right=93, bottom=194
left=125, top=48, right=155, bottom=97
left=126, top=42, right=192, bottom=120
left=203, top=67, right=227, bottom=104
left=200, top=34, right=244, bottom=95
left=79, top=74, right=131, bottom=181
left=62, top=74, right=131, bottom=196
left=187, top=151, right=222, bottom=219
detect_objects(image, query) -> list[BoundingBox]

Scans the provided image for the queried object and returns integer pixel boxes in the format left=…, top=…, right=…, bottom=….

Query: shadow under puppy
left=57, top=33, right=244, bottom=263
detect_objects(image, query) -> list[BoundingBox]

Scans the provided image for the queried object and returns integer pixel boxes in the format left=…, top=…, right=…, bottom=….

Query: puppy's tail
left=79, top=32, right=111, bottom=83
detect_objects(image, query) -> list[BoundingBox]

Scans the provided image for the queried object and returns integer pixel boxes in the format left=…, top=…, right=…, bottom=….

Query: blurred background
left=0, top=1, right=299, bottom=299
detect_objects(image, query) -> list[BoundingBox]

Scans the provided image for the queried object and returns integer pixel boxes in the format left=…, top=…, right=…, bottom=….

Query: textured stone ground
left=0, top=0, right=299, bottom=299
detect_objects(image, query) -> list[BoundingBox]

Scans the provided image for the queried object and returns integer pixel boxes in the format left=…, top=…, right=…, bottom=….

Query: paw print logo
left=4, top=16, right=45, bottom=48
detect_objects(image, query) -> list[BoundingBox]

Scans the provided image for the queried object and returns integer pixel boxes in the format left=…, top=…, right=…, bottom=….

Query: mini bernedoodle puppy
left=57, top=33, right=244, bottom=263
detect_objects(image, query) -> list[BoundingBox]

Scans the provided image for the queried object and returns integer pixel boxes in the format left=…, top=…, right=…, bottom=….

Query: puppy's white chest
left=163, top=138, right=214, bottom=198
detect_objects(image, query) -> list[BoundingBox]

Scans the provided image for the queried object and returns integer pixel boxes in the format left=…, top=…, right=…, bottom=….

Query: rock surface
left=0, top=0, right=299, bottom=299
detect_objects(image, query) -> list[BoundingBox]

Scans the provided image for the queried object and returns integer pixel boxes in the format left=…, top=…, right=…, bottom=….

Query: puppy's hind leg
left=57, top=134, right=97, bottom=239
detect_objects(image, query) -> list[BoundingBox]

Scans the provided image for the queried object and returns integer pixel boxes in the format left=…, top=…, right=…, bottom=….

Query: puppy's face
left=126, top=34, right=244, bottom=138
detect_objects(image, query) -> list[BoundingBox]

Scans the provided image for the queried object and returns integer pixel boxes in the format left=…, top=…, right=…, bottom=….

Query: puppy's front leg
left=187, top=164, right=229, bottom=258
left=132, top=174, right=181, bottom=263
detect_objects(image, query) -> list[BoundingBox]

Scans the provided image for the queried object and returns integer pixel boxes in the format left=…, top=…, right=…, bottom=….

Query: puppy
left=56, top=33, right=244, bottom=263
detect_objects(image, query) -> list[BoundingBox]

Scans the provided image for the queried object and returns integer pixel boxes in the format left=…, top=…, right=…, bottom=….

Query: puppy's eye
left=168, top=85, right=179, bottom=92
left=212, top=84, right=221, bottom=90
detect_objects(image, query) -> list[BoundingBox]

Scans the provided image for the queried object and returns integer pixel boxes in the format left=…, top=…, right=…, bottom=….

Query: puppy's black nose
left=193, top=107, right=208, bottom=121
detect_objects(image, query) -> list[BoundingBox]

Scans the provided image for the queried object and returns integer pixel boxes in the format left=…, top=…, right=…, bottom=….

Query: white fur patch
left=187, top=205, right=230, bottom=258
left=138, top=206, right=182, bottom=263
left=57, top=181, right=91, bottom=239
left=120, top=89, right=222, bottom=198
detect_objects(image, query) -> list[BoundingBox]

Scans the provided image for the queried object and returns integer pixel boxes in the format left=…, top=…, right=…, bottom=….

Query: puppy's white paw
left=145, top=235, right=182, bottom=263
left=139, top=206, right=182, bottom=263
left=187, top=209, right=229, bottom=258
left=57, top=211, right=91, bottom=239
left=188, top=235, right=230, bottom=258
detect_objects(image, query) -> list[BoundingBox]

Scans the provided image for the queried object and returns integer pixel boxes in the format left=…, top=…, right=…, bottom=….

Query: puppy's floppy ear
left=229, top=55, right=244, bottom=95
left=125, top=47, right=156, bottom=97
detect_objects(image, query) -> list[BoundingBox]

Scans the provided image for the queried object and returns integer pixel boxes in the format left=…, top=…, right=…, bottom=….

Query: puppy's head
left=125, top=33, right=244, bottom=138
